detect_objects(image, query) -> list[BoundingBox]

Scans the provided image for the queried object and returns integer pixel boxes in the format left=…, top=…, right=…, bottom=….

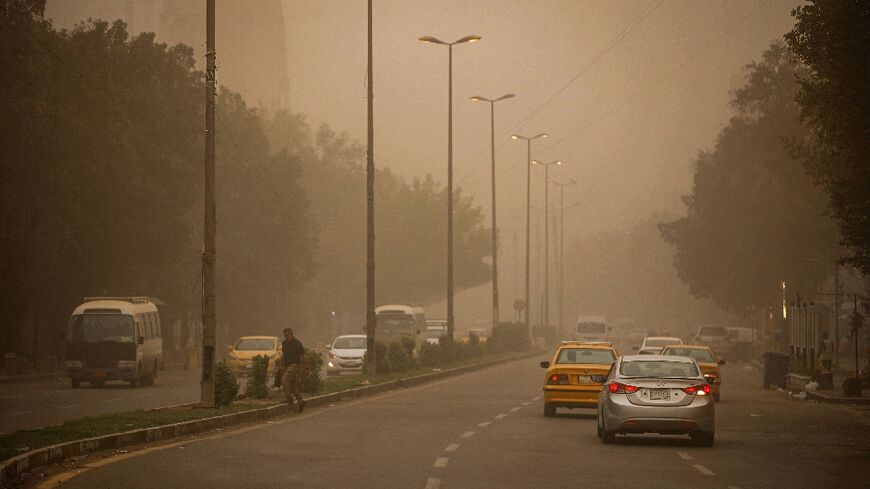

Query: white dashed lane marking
left=521, top=402, right=530, bottom=406
left=677, top=451, right=692, bottom=460
left=445, top=444, right=460, bottom=452
left=494, top=414, right=507, bottom=419
left=424, top=478, right=441, bottom=489
left=100, top=398, right=122, bottom=404
left=433, top=457, right=449, bottom=468
left=477, top=421, right=491, bottom=428
left=693, top=464, right=715, bottom=476
left=9, top=411, right=29, bottom=416
left=510, top=407, right=521, bottom=412
left=137, top=393, right=156, bottom=398
left=460, top=431, right=475, bottom=439
left=57, top=404, right=79, bottom=410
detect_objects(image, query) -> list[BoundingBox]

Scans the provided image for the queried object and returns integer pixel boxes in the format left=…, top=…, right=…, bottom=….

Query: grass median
left=0, top=349, right=535, bottom=463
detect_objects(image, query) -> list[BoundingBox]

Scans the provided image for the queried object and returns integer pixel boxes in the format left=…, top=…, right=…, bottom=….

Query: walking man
left=281, top=327, right=307, bottom=413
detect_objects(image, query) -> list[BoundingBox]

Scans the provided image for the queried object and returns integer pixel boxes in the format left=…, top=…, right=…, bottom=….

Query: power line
left=455, top=0, right=664, bottom=189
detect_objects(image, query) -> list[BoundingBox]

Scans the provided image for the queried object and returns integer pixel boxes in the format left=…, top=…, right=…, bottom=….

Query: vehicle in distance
left=326, top=334, right=367, bottom=375
left=572, top=315, right=609, bottom=343
left=227, top=336, right=282, bottom=377
left=660, top=345, right=725, bottom=401
left=693, top=325, right=733, bottom=359
left=596, top=355, right=715, bottom=446
left=375, top=304, right=426, bottom=352
left=65, top=297, right=163, bottom=388
left=634, top=336, right=683, bottom=355
left=540, top=342, right=619, bottom=417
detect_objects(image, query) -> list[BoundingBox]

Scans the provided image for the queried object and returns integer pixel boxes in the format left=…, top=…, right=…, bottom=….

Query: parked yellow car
left=227, top=336, right=282, bottom=377
left=540, top=342, right=619, bottom=416
left=660, top=345, right=725, bottom=401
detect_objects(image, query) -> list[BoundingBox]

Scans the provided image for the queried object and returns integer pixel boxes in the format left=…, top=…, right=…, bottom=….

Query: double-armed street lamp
left=532, top=160, right=563, bottom=328
left=549, top=179, right=577, bottom=333
left=511, top=133, right=548, bottom=331
left=419, top=34, right=481, bottom=341
left=471, top=94, right=515, bottom=329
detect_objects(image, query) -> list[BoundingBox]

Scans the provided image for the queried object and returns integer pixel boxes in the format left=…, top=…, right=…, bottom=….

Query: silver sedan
left=595, top=355, right=715, bottom=446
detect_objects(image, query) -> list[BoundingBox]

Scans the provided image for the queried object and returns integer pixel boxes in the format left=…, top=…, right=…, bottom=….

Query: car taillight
left=682, top=384, right=712, bottom=396
left=548, top=374, right=569, bottom=385
left=607, top=382, right=639, bottom=394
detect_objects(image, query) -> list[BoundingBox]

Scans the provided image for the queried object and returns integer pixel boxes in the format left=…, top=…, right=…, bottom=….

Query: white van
left=65, top=297, right=163, bottom=388
left=374, top=304, right=426, bottom=353
left=573, top=315, right=609, bottom=343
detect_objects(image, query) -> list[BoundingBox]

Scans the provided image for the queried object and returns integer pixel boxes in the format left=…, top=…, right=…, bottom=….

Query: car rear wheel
left=691, top=431, right=715, bottom=447
left=543, top=403, right=556, bottom=417
left=601, top=417, right=616, bottom=444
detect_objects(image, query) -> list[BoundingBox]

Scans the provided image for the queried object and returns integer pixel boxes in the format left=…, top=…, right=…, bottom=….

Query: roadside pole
left=365, top=0, right=376, bottom=374
left=200, top=0, right=217, bottom=408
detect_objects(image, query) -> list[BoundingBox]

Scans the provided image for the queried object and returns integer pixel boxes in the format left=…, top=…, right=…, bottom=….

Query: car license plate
left=576, top=375, right=592, bottom=384
left=649, top=388, right=670, bottom=400
left=94, top=371, right=106, bottom=377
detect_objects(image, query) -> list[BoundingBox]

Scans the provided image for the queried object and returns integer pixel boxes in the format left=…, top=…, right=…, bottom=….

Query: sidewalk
left=749, top=359, right=870, bottom=405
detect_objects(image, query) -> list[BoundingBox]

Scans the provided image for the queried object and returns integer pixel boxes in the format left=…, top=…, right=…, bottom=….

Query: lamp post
left=549, top=179, right=576, bottom=334
left=511, top=133, right=548, bottom=333
left=532, top=159, right=562, bottom=328
left=471, top=94, right=515, bottom=329
left=419, top=34, right=480, bottom=341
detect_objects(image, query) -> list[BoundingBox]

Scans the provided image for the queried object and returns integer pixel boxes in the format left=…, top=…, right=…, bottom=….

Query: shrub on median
left=215, top=360, right=240, bottom=406
left=298, top=349, right=324, bottom=394
left=244, top=355, right=270, bottom=399
left=387, top=342, right=412, bottom=372
left=486, top=322, right=531, bottom=354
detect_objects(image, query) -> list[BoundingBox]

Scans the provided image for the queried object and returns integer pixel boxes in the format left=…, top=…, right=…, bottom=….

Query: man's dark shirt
left=282, top=338, right=304, bottom=367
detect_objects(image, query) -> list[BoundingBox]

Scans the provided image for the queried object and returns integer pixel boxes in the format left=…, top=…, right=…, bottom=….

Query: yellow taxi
left=660, top=344, right=725, bottom=401
left=227, top=336, right=283, bottom=377
left=540, top=342, right=619, bottom=416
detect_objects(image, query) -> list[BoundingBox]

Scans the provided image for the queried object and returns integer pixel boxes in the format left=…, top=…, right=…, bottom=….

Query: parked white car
left=634, top=336, right=683, bottom=355
left=326, top=335, right=367, bottom=376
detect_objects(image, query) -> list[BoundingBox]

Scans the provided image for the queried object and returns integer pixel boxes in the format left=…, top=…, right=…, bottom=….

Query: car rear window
left=663, top=348, right=715, bottom=363
left=619, top=360, right=699, bottom=378
left=556, top=348, right=615, bottom=364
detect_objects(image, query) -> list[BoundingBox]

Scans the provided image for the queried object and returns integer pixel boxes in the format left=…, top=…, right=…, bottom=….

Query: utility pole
left=834, top=262, right=841, bottom=368
left=365, top=0, right=376, bottom=374
left=200, top=0, right=216, bottom=408
left=532, top=159, right=562, bottom=327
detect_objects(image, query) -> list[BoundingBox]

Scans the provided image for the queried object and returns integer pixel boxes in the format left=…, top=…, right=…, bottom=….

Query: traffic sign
left=513, top=299, right=526, bottom=312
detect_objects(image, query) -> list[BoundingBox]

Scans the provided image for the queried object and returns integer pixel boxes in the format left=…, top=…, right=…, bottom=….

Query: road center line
left=494, top=414, right=507, bottom=419
left=693, top=464, right=715, bottom=476
left=460, top=431, right=475, bottom=438
left=424, top=478, right=441, bottom=489
left=510, top=407, right=521, bottom=412
left=445, top=443, right=460, bottom=452
left=477, top=421, right=491, bottom=427
left=433, top=457, right=449, bottom=468
left=57, top=404, right=79, bottom=410
left=677, top=450, right=692, bottom=460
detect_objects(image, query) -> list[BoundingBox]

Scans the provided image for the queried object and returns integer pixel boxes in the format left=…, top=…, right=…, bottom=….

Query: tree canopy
left=659, top=42, right=841, bottom=317
left=785, top=0, right=870, bottom=275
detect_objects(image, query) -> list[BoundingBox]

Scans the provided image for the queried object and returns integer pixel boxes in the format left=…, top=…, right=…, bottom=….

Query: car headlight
left=328, top=351, right=337, bottom=359
left=118, top=360, right=137, bottom=368
left=65, top=360, right=82, bottom=368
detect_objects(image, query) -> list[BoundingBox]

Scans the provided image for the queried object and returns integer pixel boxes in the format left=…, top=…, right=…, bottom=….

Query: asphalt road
left=38, top=357, right=870, bottom=489
left=0, top=369, right=202, bottom=433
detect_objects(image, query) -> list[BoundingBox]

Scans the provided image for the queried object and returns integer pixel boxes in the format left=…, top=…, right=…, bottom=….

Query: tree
left=785, top=1, right=870, bottom=275
left=660, top=43, right=841, bottom=317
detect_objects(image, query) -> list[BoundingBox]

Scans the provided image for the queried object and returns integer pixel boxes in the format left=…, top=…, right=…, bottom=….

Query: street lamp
left=511, top=133, right=548, bottom=332
left=549, top=179, right=577, bottom=334
left=532, top=160, right=563, bottom=327
left=419, top=34, right=481, bottom=341
left=471, top=93, right=515, bottom=329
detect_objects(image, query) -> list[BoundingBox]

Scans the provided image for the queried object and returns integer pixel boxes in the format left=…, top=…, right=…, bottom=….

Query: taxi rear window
left=556, top=348, right=615, bottom=364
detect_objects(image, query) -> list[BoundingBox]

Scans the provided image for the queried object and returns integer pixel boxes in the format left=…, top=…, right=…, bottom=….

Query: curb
left=805, top=389, right=870, bottom=405
left=0, top=373, right=64, bottom=385
left=0, top=350, right=546, bottom=486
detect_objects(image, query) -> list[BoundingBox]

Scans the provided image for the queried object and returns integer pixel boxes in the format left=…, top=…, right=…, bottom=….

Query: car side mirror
left=718, top=360, right=726, bottom=365
left=540, top=361, right=550, bottom=369
left=325, top=344, right=332, bottom=350
left=631, top=346, right=639, bottom=351
left=226, top=345, right=233, bottom=351
left=138, top=336, right=145, bottom=345
left=591, top=374, right=606, bottom=384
